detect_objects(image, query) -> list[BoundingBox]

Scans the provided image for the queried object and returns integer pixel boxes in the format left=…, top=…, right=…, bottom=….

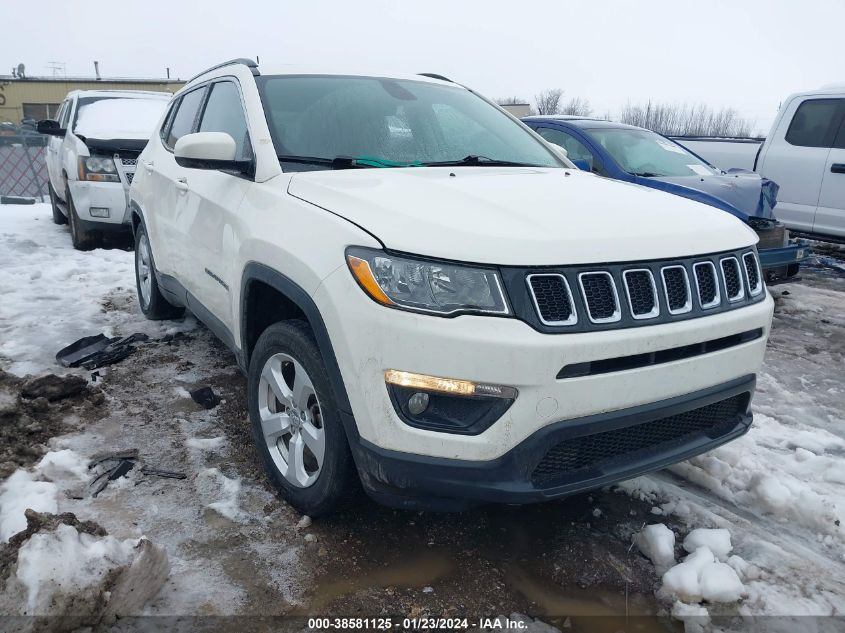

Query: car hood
left=642, top=172, right=779, bottom=222
left=287, top=167, right=757, bottom=266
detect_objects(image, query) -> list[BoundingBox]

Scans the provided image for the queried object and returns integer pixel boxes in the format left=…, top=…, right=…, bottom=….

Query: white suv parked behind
left=37, top=90, right=170, bottom=249
left=130, top=59, right=774, bottom=515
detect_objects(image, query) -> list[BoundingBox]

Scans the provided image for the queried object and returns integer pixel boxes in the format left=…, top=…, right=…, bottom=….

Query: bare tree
left=534, top=89, right=564, bottom=115
left=560, top=96, right=593, bottom=117
left=618, top=101, right=755, bottom=137
left=496, top=96, right=529, bottom=106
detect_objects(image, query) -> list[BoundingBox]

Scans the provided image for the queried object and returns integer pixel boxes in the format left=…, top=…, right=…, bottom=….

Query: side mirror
left=174, top=132, right=250, bottom=173
left=36, top=119, right=65, bottom=136
left=572, top=159, right=591, bottom=172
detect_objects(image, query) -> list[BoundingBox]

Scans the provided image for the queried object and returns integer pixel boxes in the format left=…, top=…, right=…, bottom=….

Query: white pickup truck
left=674, top=85, right=845, bottom=242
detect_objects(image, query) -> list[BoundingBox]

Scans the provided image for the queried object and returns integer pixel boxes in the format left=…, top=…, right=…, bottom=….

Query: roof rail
left=418, top=73, right=453, bottom=83
left=188, top=58, right=259, bottom=83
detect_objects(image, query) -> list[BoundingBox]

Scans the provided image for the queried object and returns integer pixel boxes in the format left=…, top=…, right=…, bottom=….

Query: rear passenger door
left=815, top=106, right=845, bottom=238
left=180, top=79, right=254, bottom=333
left=759, top=98, right=843, bottom=233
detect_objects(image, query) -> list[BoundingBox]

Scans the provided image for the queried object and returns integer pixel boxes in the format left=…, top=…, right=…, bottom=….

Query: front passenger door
left=180, top=80, right=253, bottom=333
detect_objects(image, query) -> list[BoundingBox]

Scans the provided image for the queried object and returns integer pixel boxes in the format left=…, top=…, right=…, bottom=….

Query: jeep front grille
left=518, top=247, right=765, bottom=333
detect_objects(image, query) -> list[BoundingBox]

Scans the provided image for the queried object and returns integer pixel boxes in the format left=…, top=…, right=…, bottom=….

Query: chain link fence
left=0, top=135, right=49, bottom=200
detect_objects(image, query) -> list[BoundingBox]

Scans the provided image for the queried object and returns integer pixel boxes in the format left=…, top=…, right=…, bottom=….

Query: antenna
left=46, top=61, right=66, bottom=77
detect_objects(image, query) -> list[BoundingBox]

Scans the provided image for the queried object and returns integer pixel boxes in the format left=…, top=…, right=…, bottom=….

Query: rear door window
left=165, top=87, right=206, bottom=150
left=785, top=99, right=845, bottom=148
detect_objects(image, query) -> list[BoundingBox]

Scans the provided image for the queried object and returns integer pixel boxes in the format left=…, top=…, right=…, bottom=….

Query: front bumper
left=758, top=241, right=809, bottom=271
left=68, top=179, right=132, bottom=228
left=315, top=266, right=774, bottom=462
left=349, top=375, right=755, bottom=509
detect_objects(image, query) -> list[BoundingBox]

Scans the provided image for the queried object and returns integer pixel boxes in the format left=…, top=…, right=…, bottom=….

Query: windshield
left=586, top=127, right=719, bottom=177
left=257, top=75, right=562, bottom=170
left=73, top=97, right=169, bottom=139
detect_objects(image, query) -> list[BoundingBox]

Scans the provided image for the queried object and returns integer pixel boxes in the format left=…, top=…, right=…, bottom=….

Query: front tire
left=48, top=184, right=67, bottom=225
left=66, top=186, right=100, bottom=250
left=248, top=321, right=357, bottom=516
left=134, top=225, right=184, bottom=320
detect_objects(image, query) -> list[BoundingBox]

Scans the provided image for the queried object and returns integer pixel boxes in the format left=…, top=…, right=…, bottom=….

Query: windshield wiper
left=277, top=155, right=420, bottom=169
left=631, top=171, right=661, bottom=177
left=421, top=155, right=544, bottom=168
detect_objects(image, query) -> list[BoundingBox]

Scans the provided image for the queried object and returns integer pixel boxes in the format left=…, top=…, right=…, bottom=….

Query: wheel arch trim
left=240, top=262, right=353, bottom=414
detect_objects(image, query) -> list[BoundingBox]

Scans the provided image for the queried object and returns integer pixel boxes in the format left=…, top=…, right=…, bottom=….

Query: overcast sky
left=4, top=0, right=843, bottom=134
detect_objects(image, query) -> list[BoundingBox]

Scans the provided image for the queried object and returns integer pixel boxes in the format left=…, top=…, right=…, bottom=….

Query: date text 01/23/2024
left=307, top=617, right=529, bottom=630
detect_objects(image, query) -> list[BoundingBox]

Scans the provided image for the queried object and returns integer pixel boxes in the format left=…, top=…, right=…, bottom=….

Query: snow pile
left=0, top=471, right=58, bottom=542
left=186, top=436, right=226, bottom=452
left=683, top=528, right=733, bottom=561
left=660, top=546, right=745, bottom=603
left=34, top=449, right=89, bottom=481
left=74, top=97, right=169, bottom=140
left=16, top=524, right=137, bottom=614
left=197, top=468, right=245, bottom=522
left=634, top=523, right=676, bottom=574
left=0, top=450, right=90, bottom=541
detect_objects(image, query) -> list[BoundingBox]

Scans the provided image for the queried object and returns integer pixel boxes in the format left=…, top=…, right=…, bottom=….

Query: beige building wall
left=0, top=79, right=185, bottom=123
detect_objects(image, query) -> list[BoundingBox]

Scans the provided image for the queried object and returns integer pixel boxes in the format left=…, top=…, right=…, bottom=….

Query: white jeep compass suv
left=129, top=59, right=774, bottom=515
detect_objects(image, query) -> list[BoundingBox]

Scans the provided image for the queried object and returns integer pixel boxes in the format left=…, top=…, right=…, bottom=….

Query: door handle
left=832, top=163, right=845, bottom=174
left=141, top=159, right=154, bottom=173
left=175, top=177, right=189, bottom=193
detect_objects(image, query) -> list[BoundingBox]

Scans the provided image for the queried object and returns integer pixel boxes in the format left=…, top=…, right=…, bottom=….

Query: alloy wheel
left=258, top=352, right=326, bottom=488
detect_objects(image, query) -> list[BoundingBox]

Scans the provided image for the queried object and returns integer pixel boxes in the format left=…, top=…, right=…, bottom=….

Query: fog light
left=407, top=392, right=429, bottom=415
left=89, top=207, right=110, bottom=218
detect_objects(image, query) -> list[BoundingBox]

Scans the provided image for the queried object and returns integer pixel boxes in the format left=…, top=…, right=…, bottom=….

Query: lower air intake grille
left=125, top=172, right=134, bottom=185
left=580, top=272, right=618, bottom=321
left=531, top=393, right=747, bottom=485
left=528, top=274, right=574, bottom=324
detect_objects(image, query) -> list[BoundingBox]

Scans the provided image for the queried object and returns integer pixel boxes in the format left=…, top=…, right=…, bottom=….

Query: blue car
left=522, top=116, right=807, bottom=280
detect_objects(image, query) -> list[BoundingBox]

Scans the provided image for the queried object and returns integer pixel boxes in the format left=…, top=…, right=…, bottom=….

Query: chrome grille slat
left=623, top=269, right=659, bottom=319
left=661, top=265, right=692, bottom=315
left=579, top=272, right=621, bottom=323
left=526, top=274, right=577, bottom=326
left=720, top=257, right=745, bottom=302
left=693, top=261, right=720, bottom=309
left=743, top=252, right=763, bottom=296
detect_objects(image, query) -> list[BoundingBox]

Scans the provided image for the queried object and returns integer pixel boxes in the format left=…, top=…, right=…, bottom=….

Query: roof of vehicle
left=784, top=84, right=845, bottom=99
left=66, top=89, right=172, bottom=100
left=187, top=58, right=457, bottom=88
left=523, top=116, right=643, bottom=131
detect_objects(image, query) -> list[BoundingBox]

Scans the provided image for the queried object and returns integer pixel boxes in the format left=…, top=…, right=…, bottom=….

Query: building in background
left=0, top=76, right=185, bottom=123
left=500, top=103, right=531, bottom=118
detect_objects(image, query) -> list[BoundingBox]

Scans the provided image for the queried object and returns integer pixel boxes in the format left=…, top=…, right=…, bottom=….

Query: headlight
left=78, top=155, right=119, bottom=182
left=346, top=247, right=510, bottom=316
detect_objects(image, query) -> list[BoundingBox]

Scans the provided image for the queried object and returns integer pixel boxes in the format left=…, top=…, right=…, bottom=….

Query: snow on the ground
left=16, top=523, right=138, bottom=614
left=0, top=203, right=194, bottom=376
left=0, top=449, right=90, bottom=541
left=625, top=266, right=845, bottom=629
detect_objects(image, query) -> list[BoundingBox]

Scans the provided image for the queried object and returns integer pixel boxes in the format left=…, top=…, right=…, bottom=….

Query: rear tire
left=66, top=186, right=101, bottom=250
left=134, top=224, right=184, bottom=320
left=248, top=321, right=357, bottom=517
left=48, top=184, right=67, bottom=225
